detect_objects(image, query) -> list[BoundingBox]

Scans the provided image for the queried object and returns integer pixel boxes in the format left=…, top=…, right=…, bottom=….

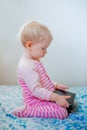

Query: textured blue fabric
left=0, top=85, right=87, bottom=130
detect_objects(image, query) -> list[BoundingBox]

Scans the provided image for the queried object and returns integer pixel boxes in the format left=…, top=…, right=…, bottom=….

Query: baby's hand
left=56, top=95, right=70, bottom=108
left=55, top=84, right=69, bottom=91
left=50, top=93, right=71, bottom=108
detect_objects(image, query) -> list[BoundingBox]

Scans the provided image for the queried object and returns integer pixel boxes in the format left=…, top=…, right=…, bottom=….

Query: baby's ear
left=25, top=41, right=32, bottom=48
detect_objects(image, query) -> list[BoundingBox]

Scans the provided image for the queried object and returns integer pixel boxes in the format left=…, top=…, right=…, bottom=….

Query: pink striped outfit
left=11, top=58, right=68, bottom=119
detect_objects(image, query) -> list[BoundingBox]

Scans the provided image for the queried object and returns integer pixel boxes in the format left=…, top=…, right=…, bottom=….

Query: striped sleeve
left=19, top=62, right=53, bottom=101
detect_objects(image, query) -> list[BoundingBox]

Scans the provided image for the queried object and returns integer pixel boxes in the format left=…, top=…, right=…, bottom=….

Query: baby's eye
left=42, top=48, right=45, bottom=50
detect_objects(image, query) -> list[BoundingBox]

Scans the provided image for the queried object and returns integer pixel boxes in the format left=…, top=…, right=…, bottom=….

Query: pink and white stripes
left=11, top=58, right=68, bottom=119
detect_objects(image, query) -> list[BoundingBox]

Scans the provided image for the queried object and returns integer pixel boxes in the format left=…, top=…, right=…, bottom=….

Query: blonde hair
left=19, top=21, right=53, bottom=47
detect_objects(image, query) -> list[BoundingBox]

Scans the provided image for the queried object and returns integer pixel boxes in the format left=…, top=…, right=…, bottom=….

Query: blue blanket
left=0, top=85, right=87, bottom=130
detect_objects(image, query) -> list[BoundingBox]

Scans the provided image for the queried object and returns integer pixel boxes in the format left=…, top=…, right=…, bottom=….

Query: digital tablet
left=54, top=90, right=76, bottom=106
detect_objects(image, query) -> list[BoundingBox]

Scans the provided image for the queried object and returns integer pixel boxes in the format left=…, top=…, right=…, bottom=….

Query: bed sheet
left=0, top=85, right=87, bottom=130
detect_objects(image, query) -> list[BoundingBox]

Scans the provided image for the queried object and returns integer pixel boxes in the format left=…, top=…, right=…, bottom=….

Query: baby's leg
left=10, top=104, right=26, bottom=117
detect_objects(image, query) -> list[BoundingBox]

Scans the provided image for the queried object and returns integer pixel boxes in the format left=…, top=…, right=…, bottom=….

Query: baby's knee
left=59, top=107, right=68, bottom=119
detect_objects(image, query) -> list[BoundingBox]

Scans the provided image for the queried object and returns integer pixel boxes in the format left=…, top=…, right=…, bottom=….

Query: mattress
left=0, top=85, right=87, bottom=130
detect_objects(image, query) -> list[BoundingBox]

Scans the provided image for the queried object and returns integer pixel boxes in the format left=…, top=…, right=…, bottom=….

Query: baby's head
left=19, top=21, right=53, bottom=47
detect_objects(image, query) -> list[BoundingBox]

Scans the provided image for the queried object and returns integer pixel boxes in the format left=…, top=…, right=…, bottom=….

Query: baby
left=11, top=21, right=70, bottom=119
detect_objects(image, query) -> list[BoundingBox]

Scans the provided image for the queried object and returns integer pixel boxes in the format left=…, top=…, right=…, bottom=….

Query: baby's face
left=30, top=40, right=51, bottom=60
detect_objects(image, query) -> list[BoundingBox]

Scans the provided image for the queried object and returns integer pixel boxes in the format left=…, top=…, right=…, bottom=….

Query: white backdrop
left=0, top=0, right=87, bottom=86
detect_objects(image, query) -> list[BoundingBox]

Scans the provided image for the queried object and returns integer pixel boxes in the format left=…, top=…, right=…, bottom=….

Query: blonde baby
left=11, top=21, right=70, bottom=119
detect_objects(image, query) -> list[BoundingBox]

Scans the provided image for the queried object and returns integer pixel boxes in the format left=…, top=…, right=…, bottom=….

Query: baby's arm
left=22, top=67, right=70, bottom=108
left=21, top=64, right=52, bottom=101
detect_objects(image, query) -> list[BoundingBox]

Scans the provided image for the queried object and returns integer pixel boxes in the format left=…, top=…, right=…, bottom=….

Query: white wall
left=0, top=0, right=87, bottom=86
